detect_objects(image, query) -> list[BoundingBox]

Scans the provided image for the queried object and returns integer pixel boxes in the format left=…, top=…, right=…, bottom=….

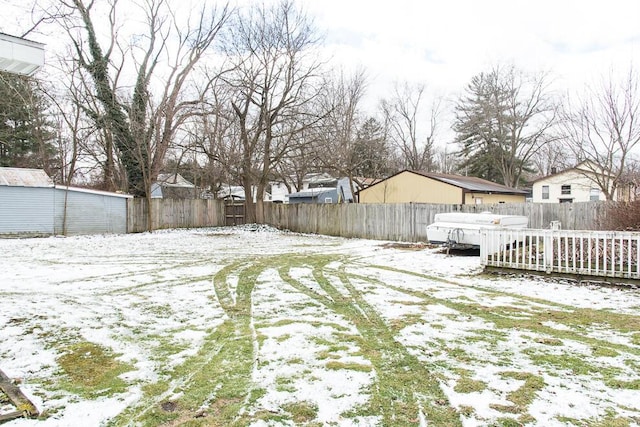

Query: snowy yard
left=1, top=226, right=639, bottom=427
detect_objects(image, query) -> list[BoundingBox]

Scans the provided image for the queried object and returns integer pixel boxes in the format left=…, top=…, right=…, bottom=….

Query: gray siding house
left=0, top=167, right=132, bottom=236
left=288, top=187, right=344, bottom=204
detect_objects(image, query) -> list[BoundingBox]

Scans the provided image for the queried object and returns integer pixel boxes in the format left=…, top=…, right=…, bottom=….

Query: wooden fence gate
left=225, top=201, right=245, bottom=226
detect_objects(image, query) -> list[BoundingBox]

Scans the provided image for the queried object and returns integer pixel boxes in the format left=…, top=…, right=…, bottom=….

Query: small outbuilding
left=358, top=170, right=527, bottom=204
left=0, top=167, right=54, bottom=236
left=0, top=167, right=132, bottom=236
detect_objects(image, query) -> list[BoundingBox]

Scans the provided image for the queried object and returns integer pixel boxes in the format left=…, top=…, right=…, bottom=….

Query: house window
left=561, top=185, right=571, bottom=195
left=475, top=197, right=483, bottom=204
left=542, top=185, right=549, bottom=200
left=324, top=197, right=333, bottom=203
left=590, top=187, right=600, bottom=201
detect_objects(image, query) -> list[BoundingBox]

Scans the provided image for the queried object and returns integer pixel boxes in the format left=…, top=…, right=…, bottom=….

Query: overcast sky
left=304, top=0, right=640, bottom=101
left=4, top=0, right=640, bottom=140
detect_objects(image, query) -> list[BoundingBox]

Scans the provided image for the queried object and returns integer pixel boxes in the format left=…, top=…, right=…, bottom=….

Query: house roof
left=531, top=160, right=611, bottom=184
left=289, top=187, right=336, bottom=198
left=0, top=167, right=53, bottom=188
left=368, top=170, right=527, bottom=194
left=155, top=173, right=195, bottom=188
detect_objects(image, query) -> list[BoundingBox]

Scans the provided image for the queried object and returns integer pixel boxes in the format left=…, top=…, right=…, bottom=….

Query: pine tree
left=453, top=65, right=556, bottom=187
left=0, top=72, right=57, bottom=174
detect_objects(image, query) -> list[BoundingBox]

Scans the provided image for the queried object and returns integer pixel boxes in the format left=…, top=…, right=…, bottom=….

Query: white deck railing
left=480, top=229, right=640, bottom=280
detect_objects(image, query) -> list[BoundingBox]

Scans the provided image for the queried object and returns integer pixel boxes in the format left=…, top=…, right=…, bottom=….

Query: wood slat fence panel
left=128, top=199, right=606, bottom=238
left=127, top=199, right=225, bottom=233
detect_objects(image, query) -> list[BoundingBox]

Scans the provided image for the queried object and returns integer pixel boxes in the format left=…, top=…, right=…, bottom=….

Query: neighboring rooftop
left=155, top=173, right=195, bottom=188
left=0, top=32, right=45, bottom=76
left=411, top=170, right=527, bottom=194
left=0, top=167, right=53, bottom=187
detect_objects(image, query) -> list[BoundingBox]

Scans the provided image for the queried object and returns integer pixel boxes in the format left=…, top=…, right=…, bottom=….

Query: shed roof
left=412, top=171, right=526, bottom=193
left=0, top=167, right=53, bottom=187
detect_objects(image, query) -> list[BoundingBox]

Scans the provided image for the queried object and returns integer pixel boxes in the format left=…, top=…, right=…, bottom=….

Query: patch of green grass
left=489, top=371, right=545, bottom=419
left=56, top=341, right=132, bottom=398
left=604, top=378, right=640, bottom=390
left=282, top=401, right=319, bottom=424
left=458, top=405, right=475, bottom=417
left=454, top=377, right=487, bottom=393
left=524, top=349, right=622, bottom=377
left=500, top=371, right=545, bottom=410
left=534, top=337, right=564, bottom=346
left=592, top=345, right=620, bottom=357
left=490, top=416, right=522, bottom=426
left=325, top=361, right=373, bottom=372
left=447, top=346, right=476, bottom=363
left=631, top=332, right=640, bottom=346
left=568, top=407, right=635, bottom=427
left=247, top=387, right=266, bottom=406
left=276, top=333, right=291, bottom=342
left=275, top=376, right=297, bottom=393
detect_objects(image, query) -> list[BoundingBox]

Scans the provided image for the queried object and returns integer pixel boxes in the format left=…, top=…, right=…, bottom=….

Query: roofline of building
left=54, top=185, right=133, bottom=198
left=359, top=169, right=527, bottom=195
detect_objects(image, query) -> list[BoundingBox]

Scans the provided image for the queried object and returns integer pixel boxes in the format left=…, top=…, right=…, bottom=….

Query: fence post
left=480, top=229, right=487, bottom=266
left=544, top=231, right=554, bottom=273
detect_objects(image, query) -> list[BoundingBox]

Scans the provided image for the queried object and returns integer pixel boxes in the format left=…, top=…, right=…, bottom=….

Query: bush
left=599, top=201, right=640, bottom=230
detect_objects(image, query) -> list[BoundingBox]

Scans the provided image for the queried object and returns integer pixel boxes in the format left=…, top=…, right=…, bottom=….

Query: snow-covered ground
left=1, top=226, right=639, bottom=426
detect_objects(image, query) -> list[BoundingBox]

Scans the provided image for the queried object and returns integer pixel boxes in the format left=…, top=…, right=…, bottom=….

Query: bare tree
left=315, top=67, right=369, bottom=200
left=529, top=139, right=572, bottom=177
left=221, top=0, right=324, bottom=223
left=51, top=0, right=230, bottom=229
left=561, top=67, right=640, bottom=200
left=381, top=81, right=440, bottom=172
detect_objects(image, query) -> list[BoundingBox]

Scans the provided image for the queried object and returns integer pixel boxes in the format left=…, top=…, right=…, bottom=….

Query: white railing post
left=544, top=231, right=554, bottom=273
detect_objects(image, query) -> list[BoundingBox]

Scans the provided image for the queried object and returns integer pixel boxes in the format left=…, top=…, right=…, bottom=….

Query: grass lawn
left=1, top=227, right=639, bottom=426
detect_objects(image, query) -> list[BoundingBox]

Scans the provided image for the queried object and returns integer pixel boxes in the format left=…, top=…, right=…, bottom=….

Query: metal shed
left=1, top=167, right=132, bottom=237
left=0, top=167, right=55, bottom=236
left=53, top=186, right=132, bottom=235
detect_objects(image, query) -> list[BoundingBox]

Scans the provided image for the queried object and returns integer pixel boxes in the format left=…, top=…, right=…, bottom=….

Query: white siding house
left=531, top=162, right=613, bottom=203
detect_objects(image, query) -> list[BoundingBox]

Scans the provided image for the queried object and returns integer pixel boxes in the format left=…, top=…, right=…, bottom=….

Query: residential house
left=151, top=173, right=197, bottom=199
left=531, top=161, right=628, bottom=203
left=270, top=173, right=377, bottom=203
left=216, top=184, right=271, bottom=202
left=358, top=170, right=527, bottom=204
left=288, top=187, right=345, bottom=204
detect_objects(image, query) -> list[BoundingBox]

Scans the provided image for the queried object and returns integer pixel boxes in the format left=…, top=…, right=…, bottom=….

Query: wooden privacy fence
left=480, top=228, right=640, bottom=280
left=127, top=199, right=606, bottom=238
left=127, top=198, right=225, bottom=233
left=263, top=201, right=606, bottom=241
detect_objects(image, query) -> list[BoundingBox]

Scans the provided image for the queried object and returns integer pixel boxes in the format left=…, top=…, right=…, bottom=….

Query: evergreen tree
left=453, top=65, right=556, bottom=187
left=352, top=117, right=391, bottom=178
left=0, top=72, right=57, bottom=174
